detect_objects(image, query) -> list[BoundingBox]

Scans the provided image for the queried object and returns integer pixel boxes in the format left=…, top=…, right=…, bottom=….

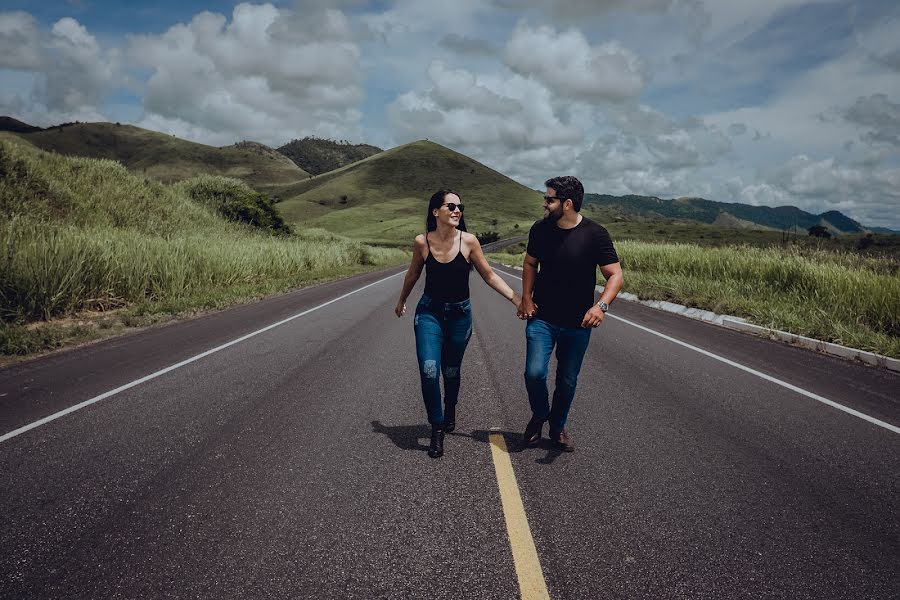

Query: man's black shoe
left=444, top=404, right=456, bottom=433
left=428, top=425, right=444, bottom=458
left=523, top=416, right=544, bottom=446
left=550, top=429, right=575, bottom=452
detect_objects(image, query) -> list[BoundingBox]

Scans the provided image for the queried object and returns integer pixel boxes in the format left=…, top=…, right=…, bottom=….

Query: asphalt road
left=1, top=265, right=898, bottom=599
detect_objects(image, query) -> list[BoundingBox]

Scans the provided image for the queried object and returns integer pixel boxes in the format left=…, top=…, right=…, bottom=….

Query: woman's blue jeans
left=414, top=295, right=473, bottom=426
left=524, top=318, right=592, bottom=434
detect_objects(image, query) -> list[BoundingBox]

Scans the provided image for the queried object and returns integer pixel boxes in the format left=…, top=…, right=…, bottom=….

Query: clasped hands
left=517, top=297, right=605, bottom=328
left=516, top=297, right=536, bottom=320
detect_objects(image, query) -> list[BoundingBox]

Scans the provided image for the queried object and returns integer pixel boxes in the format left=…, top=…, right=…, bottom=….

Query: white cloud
left=492, top=0, right=681, bottom=21
left=606, top=104, right=733, bottom=156
left=43, top=18, right=119, bottom=113
left=0, top=11, right=43, bottom=70
left=361, top=0, right=489, bottom=44
left=858, top=16, right=900, bottom=71
left=842, top=93, right=900, bottom=148
left=695, top=0, right=836, bottom=42
left=504, top=23, right=644, bottom=102
left=0, top=11, right=118, bottom=123
left=735, top=154, right=900, bottom=226
left=388, top=59, right=590, bottom=185
left=439, top=34, right=498, bottom=57
left=127, top=3, right=364, bottom=146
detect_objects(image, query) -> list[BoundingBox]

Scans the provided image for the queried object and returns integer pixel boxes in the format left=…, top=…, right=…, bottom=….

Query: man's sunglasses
left=441, top=202, right=464, bottom=212
left=543, top=195, right=565, bottom=203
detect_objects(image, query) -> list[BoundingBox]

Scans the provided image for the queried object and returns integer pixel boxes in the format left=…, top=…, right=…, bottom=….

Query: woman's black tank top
left=423, top=231, right=470, bottom=302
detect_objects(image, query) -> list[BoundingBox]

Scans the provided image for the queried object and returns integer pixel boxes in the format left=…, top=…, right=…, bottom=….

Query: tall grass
left=1, top=222, right=390, bottom=322
left=0, top=138, right=406, bottom=356
left=489, top=241, right=900, bottom=358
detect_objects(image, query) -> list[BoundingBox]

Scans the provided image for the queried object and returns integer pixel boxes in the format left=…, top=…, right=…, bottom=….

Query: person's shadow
left=458, top=429, right=565, bottom=465
left=370, top=421, right=564, bottom=464
left=370, top=420, right=431, bottom=452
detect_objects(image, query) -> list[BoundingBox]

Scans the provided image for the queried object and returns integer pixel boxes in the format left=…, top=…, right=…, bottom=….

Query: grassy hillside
left=0, top=136, right=406, bottom=358
left=277, top=137, right=382, bottom=175
left=271, top=140, right=543, bottom=245
left=10, top=122, right=310, bottom=186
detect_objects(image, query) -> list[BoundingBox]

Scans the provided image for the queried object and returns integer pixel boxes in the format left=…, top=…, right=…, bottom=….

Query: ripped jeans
left=414, top=294, right=473, bottom=426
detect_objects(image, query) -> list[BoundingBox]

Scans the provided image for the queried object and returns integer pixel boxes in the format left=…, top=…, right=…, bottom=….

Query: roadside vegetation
left=488, top=240, right=900, bottom=359
left=0, top=137, right=407, bottom=358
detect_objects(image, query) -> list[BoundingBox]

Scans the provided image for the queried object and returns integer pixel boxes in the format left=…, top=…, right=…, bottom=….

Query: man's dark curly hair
left=544, top=176, right=584, bottom=212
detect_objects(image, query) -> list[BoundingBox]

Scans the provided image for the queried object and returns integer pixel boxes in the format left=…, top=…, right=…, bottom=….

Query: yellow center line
left=489, top=431, right=551, bottom=600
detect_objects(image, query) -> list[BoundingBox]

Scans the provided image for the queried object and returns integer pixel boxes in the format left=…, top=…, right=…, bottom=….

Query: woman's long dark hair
left=426, top=188, right=468, bottom=232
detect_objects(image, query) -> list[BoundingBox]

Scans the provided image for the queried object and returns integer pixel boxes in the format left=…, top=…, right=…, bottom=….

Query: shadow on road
left=370, top=420, right=430, bottom=452
left=370, top=421, right=565, bottom=464
left=464, top=429, right=564, bottom=465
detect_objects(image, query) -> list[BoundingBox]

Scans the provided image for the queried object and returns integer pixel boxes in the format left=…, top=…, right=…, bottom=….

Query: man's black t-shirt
left=527, top=216, right=619, bottom=328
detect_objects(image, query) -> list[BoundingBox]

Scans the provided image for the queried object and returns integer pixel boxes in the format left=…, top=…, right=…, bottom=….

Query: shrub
left=808, top=225, right=831, bottom=238
left=176, top=175, right=293, bottom=235
left=476, top=230, right=500, bottom=244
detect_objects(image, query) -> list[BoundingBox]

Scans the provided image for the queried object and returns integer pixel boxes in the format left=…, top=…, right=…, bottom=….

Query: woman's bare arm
left=395, top=235, right=427, bottom=317
left=466, top=234, right=520, bottom=305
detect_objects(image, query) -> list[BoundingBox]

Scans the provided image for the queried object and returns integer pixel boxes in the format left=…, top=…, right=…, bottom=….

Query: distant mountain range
left=584, top=194, right=890, bottom=235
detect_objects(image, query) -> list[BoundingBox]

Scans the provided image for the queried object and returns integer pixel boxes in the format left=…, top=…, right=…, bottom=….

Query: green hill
left=0, top=116, right=42, bottom=133
left=584, top=193, right=871, bottom=234
left=270, top=140, right=543, bottom=245
left=8, top=121, right=310, bottom=186
left=277, top=137, right=382, bottom=175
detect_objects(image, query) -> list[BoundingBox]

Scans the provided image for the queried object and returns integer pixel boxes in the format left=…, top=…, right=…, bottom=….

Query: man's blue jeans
left=414, top=295, right=473, bottom=426
left=524, top=318, right=592, bottom=433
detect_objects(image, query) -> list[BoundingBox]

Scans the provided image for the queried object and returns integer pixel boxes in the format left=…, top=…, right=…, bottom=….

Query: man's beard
left=543, top=206, right=563, bottom=223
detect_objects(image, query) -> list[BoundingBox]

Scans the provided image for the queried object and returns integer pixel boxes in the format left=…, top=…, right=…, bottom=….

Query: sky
left=2, top=0, right=899, bottom=229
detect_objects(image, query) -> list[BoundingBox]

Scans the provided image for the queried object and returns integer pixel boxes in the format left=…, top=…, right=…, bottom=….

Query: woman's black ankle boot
left=428, top=425, right=444, bottom=458
left=444, top=404, right=456, bottom=433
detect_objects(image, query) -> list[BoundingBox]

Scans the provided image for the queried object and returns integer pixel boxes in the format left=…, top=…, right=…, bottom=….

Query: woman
left=395, top=189, right=521, bottom=458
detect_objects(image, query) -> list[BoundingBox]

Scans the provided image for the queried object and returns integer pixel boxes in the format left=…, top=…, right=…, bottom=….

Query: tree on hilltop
left=807, top=225, right=831, bottom=238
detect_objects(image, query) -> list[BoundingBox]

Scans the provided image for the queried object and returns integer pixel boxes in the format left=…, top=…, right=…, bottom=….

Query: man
left=516, top=176, right=623, bottom=452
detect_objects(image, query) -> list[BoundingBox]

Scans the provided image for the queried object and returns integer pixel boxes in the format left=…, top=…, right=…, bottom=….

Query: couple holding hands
left=395, top=176, right=624, bottom=458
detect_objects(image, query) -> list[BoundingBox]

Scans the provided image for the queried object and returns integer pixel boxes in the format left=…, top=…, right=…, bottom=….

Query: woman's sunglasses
left=441, top=202, right=464, bottom=212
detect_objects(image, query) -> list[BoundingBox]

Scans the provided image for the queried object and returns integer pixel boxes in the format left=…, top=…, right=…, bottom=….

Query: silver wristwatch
left=596, top=301, right=609, bottom=313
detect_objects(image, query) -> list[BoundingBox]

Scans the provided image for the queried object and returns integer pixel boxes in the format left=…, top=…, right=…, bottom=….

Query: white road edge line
left=494, top=268, right=900, bottom=435
left=0, top=272, right=404, bottom=444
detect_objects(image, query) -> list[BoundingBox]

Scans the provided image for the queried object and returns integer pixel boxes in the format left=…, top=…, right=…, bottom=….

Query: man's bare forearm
left=598, top=273, right=622, bottom=305
left=597, top=263, right=624, bottom=305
